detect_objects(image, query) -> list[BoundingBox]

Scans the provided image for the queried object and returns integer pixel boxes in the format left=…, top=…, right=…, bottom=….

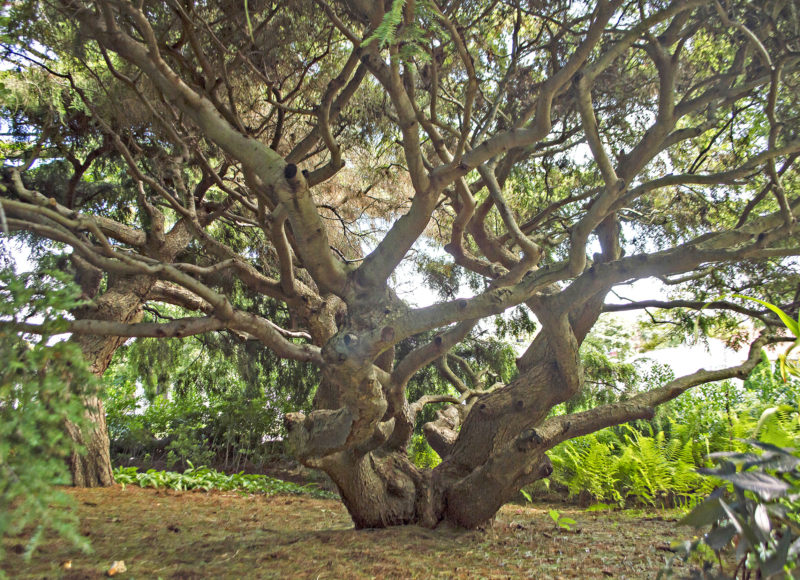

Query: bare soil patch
left=2, top=486, right=691, bottom=579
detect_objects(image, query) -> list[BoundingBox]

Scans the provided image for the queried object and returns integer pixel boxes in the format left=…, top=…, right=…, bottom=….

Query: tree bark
left=67, top=276, right=149, bottom=487
left=323, top=451, right=437, bottom=529
left=65, top=395, right=114, bottom=487
left=64, top=216, right=196, bottom=486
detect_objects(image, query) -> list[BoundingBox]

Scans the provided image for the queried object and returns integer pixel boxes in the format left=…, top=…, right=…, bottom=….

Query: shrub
left=104, top=331, right=298, bottom=472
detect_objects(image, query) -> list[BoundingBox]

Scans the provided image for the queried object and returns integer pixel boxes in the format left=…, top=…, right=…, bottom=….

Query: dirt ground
left=2, top=486, right=693, bottom=579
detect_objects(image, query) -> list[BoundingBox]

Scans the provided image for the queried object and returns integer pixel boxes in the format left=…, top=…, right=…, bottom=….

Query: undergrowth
left=547, top=424, right=714, bottom=507
left=113, top=464, right=336, bottom=499
left=542, top=402, right=799, bottom=508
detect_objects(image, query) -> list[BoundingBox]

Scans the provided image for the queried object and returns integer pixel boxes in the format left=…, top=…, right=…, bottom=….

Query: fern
left=547, top=398, right=798, bottom=508
left=617, top=427, right=709, bottom=506
left=619, top=430, right=666, bottom=504
left=754, top=405, right=800, bottom=447
left=363, top=0, right=406, bottom=49
left=549, top=433, right=623, bottom=505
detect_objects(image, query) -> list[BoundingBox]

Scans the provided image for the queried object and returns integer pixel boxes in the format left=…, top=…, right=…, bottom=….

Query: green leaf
left=680, top=492, right=727, bottom=528
left=584, top=503, right=613, bottom=512
left=715, top=471, right=789, bottom=500
left=703, top=524, right=736, bottom=551
left=733, top=295, right=799, bottom=337
left=243, top=0, right=254, bottom=43
left=719, top=499, right=761, bottom=551
left=362, top=0, right=406, bottom=49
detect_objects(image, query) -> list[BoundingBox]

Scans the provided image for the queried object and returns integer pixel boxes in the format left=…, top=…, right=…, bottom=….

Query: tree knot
left=284, top=163, right=298, bottom=180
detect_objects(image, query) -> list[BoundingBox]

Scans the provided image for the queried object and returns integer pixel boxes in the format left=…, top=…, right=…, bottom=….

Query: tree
left=1, top=0, right=799, bottom=528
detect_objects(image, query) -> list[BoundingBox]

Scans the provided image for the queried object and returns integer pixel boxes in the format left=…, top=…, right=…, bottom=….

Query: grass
left=2, top=486, right=693, bottom=579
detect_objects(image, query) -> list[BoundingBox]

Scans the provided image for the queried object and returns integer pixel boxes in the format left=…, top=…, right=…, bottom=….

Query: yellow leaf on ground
left=107, top=560, right=127, bottom=576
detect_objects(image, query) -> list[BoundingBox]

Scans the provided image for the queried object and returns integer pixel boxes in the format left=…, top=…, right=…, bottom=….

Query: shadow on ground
left=2, top=486, right=691, bottom=579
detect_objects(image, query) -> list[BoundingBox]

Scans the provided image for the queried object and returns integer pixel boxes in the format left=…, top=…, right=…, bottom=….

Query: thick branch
left=5, top=316, right=226, bottom=339
left=536, top=335, right=771, bottom=447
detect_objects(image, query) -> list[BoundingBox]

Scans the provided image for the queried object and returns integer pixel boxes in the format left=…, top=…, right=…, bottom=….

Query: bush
left=104, top=324, right=308, bottom=472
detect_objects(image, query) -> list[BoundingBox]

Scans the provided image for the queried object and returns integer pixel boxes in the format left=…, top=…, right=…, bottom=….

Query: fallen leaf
left=107, top=560, right=127, bottom=576
left=61, top=560, right=72, bottom=570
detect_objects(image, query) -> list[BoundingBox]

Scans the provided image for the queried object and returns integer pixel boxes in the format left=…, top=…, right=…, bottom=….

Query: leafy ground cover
left=3, top=486, right=692, bottom=579
left=113, top=465, right=335, bottom=498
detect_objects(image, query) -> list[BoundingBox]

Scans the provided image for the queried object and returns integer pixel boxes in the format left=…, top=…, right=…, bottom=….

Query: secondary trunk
left=65, top=395, right=114, bottom=487
left=65, top=224, right=195, bottom=486
left=67, top=273, right=154, bottom=487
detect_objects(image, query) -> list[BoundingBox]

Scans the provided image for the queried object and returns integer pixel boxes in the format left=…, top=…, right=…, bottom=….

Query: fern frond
left=362, top=0, right=406, bottom=49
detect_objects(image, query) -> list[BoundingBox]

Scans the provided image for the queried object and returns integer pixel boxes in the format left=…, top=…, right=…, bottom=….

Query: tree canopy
left=1, top=0, right=799, bottom=528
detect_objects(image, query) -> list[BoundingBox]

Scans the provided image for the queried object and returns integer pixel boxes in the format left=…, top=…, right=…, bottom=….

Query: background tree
left=2, top=0, right=800, bottom=528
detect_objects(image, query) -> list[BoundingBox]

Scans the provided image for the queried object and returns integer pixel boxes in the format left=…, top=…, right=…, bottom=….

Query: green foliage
left=361, top=0, right=440, bottom=63
left=744, top=357, right=799, bottom=407
left=550, top=429, right=624, bottom=505
left=493, top=306, right=538, bottom=343
left=408, top=433, right=441, bottom=469
left=363, top=0, right=407, bottom=49
left=544, top=396, right=800, bottom=508
left=105, top=383, right=286, bottom=471
left=617, top=426, right=713, bottom=506
left=734, top=295, right=799, bottom=339
left=113, top=464, right=335, bottom=499
left=0, top=267, right=98, bottom=565
left=548, top=509, right=577, bottom=532
left=661, top=305, right=800, bottom=578
left=105, top=312, right=317, bottom=471
left=731, top=295, right=799, bottom=383
left=548, top=422, right=713, bottom=508
left=547, top=332, right=800, bottom=507
left=417, top=256, right=463, bottom=301
left=662, top=441, right=800, bottom=579
left=544, top=343, right=723, bottom=507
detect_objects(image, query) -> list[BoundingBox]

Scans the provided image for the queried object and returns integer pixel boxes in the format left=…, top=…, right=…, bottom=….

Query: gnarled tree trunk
left=283, top=283, right=583, bottom=529
left=285, top=276, right=768, bottom=529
